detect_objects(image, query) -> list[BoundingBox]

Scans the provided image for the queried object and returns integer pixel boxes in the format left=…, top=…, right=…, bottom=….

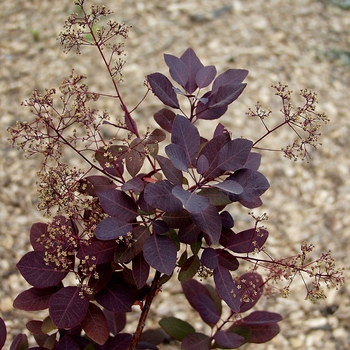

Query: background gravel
left=1, top=0, right=350, bottom=349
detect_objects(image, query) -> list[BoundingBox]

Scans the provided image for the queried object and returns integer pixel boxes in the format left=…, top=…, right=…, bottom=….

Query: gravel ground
left=1, top=0, right=350, bottom=349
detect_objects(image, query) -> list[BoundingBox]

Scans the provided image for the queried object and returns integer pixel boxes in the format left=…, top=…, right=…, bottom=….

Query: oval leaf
left=195, top=65, right=216, bottom=88
left=164, top=53, right=188, bottom=87
left=182, top=332, right=211, bottom=350
left=225, top=228, right=269, bottom=253
left=159, top=317, right=195, bottom=341
left=193, top=293, right=220, bottom=325
left=95, top=217, right=132, bottom=241
left=214, top=330, right=244, bottom=348
left=172, top=186, right=209, bottom=214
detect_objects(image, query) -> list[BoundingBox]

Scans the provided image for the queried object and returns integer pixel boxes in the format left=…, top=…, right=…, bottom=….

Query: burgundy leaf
left=243, top=152, right=261, bottom=170
left=121, top=177, right=144, bottom=192
left=0, top=317, right=6, bottom=350
left=170, top=114, right=200, bottom=166
left=212, top=69, right=249, bottom=92
left=83, top=175, right=116, bottom=196
left=88, top=263, right=113, bottom=295
left=181, top=279, right=213, bottom=311
left=77, top=238, right=117, bottom=265
left=126, top=138, right=146, bottom=177
left=95, top=217, right=132, bottom=241
left=190, top=204, right=221, bottom=245
left=147, top=72, right=179, bottom=108
left=200, top=248, right=219, bottom=269
left=152, top=219, right=169, bottom=235
left=30, top=222, right=48, bottom=251
left=56, top=335, right=80, bottom=350
left=139, top=328, right=167, bottom=346
left=213, top=180, right=243, bottom=195
left=144, top=180, right=182, bottom=212
left=180, top=48, right=204, bottom=94
left=95, top=145, right=126, bottom=178
left=227, top=169, right=270, bottom=204
left=164, top=53, right=188, bottom=87
left=104, top=310, right=127, bottom=335
left=17, top=251, right=68, bottom=288
left=132, top=252, right=150, bottom=289
left=165, top=143, right=189, bottom=172
left=9, top=333, right=28, bottom=350
left=155, top=155, right=183, bottom=185
left=49, top=286, right=89, bottom=329
left=220, top=211, right=234, bottom=229
left=195, top=65, right=217, bottom=89
left=81, top=303, right=109, bottom=345
left=225, top=228, right=269, bottom=253
left=143, top=235, right=177, bottom=275
left=218, top=250, right=239, bottom=271
left=213, top=123, right=227, bottom=137
left=178, top=223, right=200, bottom=244
left=144, top=128, right=167, bottom=144
left=196, top=99, right=228, bottom=120
left=182, top=332, right=211, bottom=350
left=197, top=133, right=231, bottom=178
left=239, top=196, right=263, bottom=209
left=172, top=186, right=209, bottom=213
left=214, top=265, right=240, bottom=313
left=214, top=330, right=244, bottom=348
left=124, top=110, right=139, bottom=137
left=235, top=311, right=282, bottom=344
left=154, top=108, right=176, bottom=133
left=218, top=138, right=253, bottom=172
left=196, top=154, right=209, bottom=174
left=208, top=83, right=246, bottom=109
left=14, top=285, right=61, bottom=311
left=162, top=209, right=192, bottom=229
left=107, top=333, right=132, bottom=349
left=237, top=272, right=264, bottom=313
left=193, top=293, right=220, bottom=325
left=97, top=189, right=138, bottom=221
left=114, top=225, right=151, bottom=263
left=95, top=276, right=133, bottom=313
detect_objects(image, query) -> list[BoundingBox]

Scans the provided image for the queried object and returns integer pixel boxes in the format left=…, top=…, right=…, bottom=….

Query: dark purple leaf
left=196, top=100, right=228, bottom=120
left=77, top=238, right=117, bottom=265
left=170, top=114, right=200, bottom=166
left=9, top=334, right=28, bottom=350
left=197, top=133, right=231, bottom=178
left=104, top=310, right=127, bottom=335
left=213, top=179, right=243, bottom=195
left=88, top=263, right=113, bottom=295
left=178, top=223, right=200, bottom=244
left=213, top=123, right=227, bottom=137
left=121, top=177, right=144, bottom=192
left=114, top=225, right=151, bottom=263
left=195, top=65, right=216, bottom=88
left=83, top=175, right=116, bottom=196
left=95, top=145, right=126, bottom=178
left=165, top=143, right=189, bottom=172
left=95, top=277, right=133, bottom=313
left=132, top=252, right=150, bottom=289
left=138, top=190, right=155, bottom=213
left=13, top=285, right=61, bottom=311
left=237, top=272, right=264, bottom=313
left=126, top=138, right=146, bottom=177
left=162, top=209, right=192, bottom=228
left=81, top=303, right=109, bottom=345
left=139, top=329, right=167, bottom=346
left=49, top=286, right=89, bottom=329
left=95, top=217, right=132, bottom=241
left=198, top=188, right=231, bottom=208
left=208, top=83, right=247, bottom=109
left=218, top=138, right=253, bottom=172
left=220, top=211, right=234, bottom=229
left=214, top=265, right=240, bottom=313
left=172, top=186, right=209, bottom=213
left=154, top=108, right=176, bottom=133
left=56, top=335, right=80, bottom=350
left=147, top=72, right=179, bottom=108
left=178, top=255, right=200, bottom=281
left=218, top=250, right=239, bottom=271
left=159, top=317, right=195, bottom=341
left=239, top=196, right=263, bottom=209
left=143, top=234, right=177, bottom=275
left=243, top=152, right=261, bottom=170
left=235, top=311, right=282, bottom=344
left=193, top=293, right=220, bottom=325
left=214, top=330, right=244, bottom=348
left=196, top=154, right=209, bottom=173
left=17, top=251, right=68, bottom=288
left=190, top=204, right=221, bottom=245
left=182, top=332, right=211, bottom=350
left=107, top=333, right=132, bottom=350
left=97, top=189, right=138, bottom=221
left=180, top=48, right=204, bottom=94
left=145, top=128, right=167, bottom=144
left=227, top=169, right=270, bottom=204
left=155, top=155, right=183, bottom=185
left=212, top=69, right=249, bottom=92
left=200, top=248, right=219, bottom=269
left=144, top=180, right=182, bottom=212
left=181, top=279, right=213, bottom=310
left=164, top=53, right=188, bottom=87
left=30, top=222, right=48, bottom=251
left=225, top=228, right=269, bottom=253
left=0, top=317, right=6, bottom=350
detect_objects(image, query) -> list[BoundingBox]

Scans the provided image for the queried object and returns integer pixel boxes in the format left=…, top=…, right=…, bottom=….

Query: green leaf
left=159, top=317, right=195, bottom=341
left=178, top=255, right=200, bottom=281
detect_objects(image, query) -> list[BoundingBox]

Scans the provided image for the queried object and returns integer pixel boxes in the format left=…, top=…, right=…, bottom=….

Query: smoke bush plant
left=1, top=1, right=344, bottom=349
